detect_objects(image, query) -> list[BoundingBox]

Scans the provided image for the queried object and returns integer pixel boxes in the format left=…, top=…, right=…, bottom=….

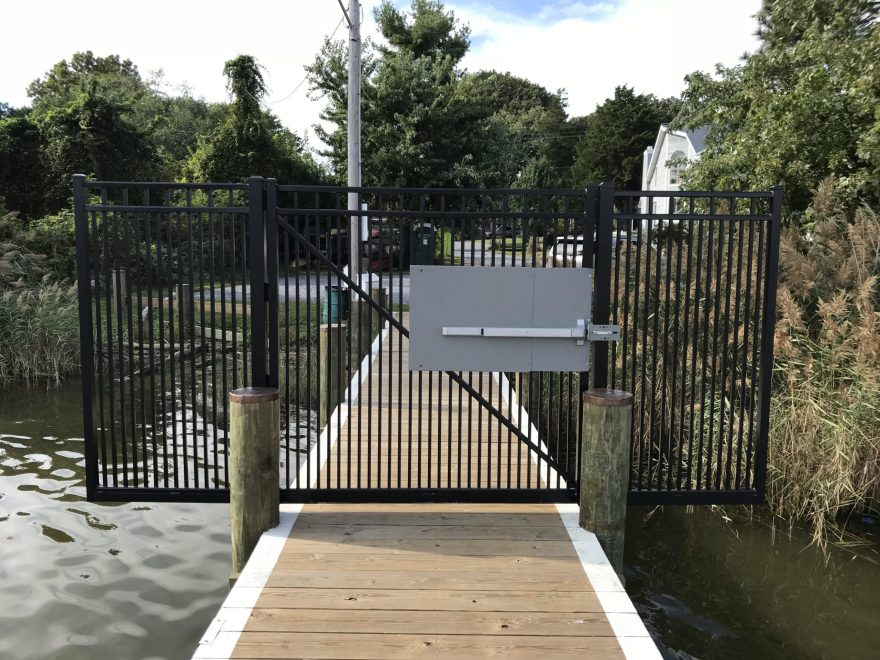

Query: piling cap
left=229, top=387, right=279, bottom=404
left=583, top=388, right=633, bottom=407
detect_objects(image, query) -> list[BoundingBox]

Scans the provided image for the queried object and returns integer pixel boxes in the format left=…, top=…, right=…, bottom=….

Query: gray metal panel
left=409, top=266, right=592, bottom=372
left=532, top=267, right=592, bottom=371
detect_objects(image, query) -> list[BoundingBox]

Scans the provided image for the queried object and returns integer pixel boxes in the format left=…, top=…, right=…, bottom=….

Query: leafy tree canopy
left=570, top=86, right=680, bottom=189
left=676, top=0, right=880, bottom=216
left=28, top=51, right=147, bottom=114
left=458, top=72, right=575, bottom=188
left=376, top=0, right=470, bottom=62
left=187, top=55, right=322, bottom=184
left=0, top=112, right=47, bottom=217
left=308, top=0, right=576, bottom=188
left=40, top=92, right=159, bottom=208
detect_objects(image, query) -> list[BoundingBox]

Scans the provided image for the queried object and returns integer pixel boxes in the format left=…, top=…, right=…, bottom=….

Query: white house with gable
left=640, top=125, right=708, bottom=214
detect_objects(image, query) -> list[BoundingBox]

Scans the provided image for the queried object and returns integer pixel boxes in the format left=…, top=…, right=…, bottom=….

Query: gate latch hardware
left=441, top=320, right=620, bottom=345
left=586, top=324, right=621, bottom=342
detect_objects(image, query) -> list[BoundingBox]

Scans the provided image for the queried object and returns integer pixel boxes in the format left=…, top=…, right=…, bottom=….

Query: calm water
left=1, top=382, right=878, bottom=659
left=625, top=506, right=880, bottom=659
left=0, top=382, right=230, bottom=660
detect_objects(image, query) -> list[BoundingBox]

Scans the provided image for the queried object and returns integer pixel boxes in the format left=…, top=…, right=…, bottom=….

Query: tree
left=676, top=0, right=880, bottom=215
left=0, top=109, right=46, bottom=217
left=188, top=55, right=322, bottom=183
left=29, top=52, right=223, bottom=180
left=28, top=52, right=147, bottom=114
left=308, top=0, right=511, bottom=187
left=131, top=73, right=224, bottom=177
left=570, top=86, right=680, bottom=189
left=39, top=92, right=159, bottom=209
left=459, top=71, right=573, bottom=187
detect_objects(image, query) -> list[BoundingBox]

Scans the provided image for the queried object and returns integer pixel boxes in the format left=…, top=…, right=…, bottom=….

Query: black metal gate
left=74, top=176, right=780, bottom=504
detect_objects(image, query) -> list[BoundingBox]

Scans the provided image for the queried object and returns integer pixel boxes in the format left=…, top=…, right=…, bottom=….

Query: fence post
left=753, top=185, right=783, bottom=499
left=319, top=323, right=348, bottom=428
left=592, top=182, right=614, bottom=389
left=229, top=387, right=280, bottom=582
left=73, top=174, right=98, bottom=501
left=579, top=388, right=632, bottom=575
left=248, top=176, right=267, bottom=387
left=265, top=179, right=280, bottom=389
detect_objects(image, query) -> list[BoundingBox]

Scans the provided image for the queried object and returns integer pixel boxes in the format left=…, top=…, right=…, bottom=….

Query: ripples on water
left=4, top=381, right=880, bottom=659
left=0, top=383, right=231, bottom=660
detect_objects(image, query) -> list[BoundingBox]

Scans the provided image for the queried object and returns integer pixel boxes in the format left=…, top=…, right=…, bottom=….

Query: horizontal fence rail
left=74, top=176, right=779, bottom=505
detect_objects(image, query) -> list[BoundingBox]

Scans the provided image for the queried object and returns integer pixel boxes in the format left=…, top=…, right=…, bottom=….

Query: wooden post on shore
left=319, top=323, right=347, bottom=428
left=348, top=287, right=386, bottom=371
left=175, top=283, right=193, bottom=339
left=579, top=388, right=633, bottom=575
left=370, top=287, right=388, bottom=336
left=229, top=387, right=280, bottom=582
left=111, top=268, right=127, bottom=320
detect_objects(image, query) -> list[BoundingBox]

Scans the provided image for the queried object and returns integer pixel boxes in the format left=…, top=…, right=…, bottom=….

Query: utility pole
left=346, top=0, right=362, bottom=286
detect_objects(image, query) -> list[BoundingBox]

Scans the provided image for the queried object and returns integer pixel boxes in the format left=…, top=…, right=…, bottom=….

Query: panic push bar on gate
left=442, top=320, right=620, bottom=346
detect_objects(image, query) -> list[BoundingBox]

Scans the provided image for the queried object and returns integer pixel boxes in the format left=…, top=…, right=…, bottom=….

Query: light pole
left=344, top=0, right=362, bottom=285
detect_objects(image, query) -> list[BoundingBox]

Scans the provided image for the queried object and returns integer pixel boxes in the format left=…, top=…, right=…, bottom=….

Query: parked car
left=549, top=230, right=640, bottom=267
left=549, top=236, right=585, bottom=268
left=483, top=223, right=520, bottom=240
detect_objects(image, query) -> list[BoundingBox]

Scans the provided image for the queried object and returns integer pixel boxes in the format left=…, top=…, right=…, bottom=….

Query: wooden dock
left=195, top=318, right=659, bottom=659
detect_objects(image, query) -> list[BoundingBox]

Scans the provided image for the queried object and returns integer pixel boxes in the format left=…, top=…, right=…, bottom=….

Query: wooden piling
left=229, top=387, right=280, bottom=581
left=579, top=388, right=633, bottom=575
left=175, top=283, right=193, bottom=339
left=370, top=287, right=388, bottom=317
left=111, top=268, right=127, bottom=320
left=319, top=323, right=347, bottom=428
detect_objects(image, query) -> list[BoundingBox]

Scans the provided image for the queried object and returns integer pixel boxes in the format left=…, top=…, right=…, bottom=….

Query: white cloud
left=451, top=0, right=761, bottom=116
left=1, top=0, right=760, bottom=151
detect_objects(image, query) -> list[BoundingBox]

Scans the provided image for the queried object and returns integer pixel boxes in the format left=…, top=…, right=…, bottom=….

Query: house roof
left=686, top=126, right=708, bottom=154
left=643, top=124, right=709, bottom=188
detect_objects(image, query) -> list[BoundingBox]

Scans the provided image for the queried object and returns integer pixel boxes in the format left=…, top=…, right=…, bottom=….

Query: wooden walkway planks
left=233, top=503, right=623, bottom=659
left=195, top=315, right=657, bottom=659
left=318, top=314, right=544, bottom=491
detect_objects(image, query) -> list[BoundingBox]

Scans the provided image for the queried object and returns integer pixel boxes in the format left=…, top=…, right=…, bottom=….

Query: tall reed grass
left=769, top=179, right=880, bottom=546
left=0, top=282, right=80, bottom=385
left=517, top=180, right=880, bottom=545
left=0, top=213, right=81, bottom=385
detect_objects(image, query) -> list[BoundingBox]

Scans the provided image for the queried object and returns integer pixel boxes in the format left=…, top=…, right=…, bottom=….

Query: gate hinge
left=587, top=324, right=620, bottom=342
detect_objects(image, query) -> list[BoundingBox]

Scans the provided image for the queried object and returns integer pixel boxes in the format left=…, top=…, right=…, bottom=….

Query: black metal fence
left=604, top=187, right=781, bottom=503
left=74, top=176, right=780, bottom=504
left=271, top=183, right=594, bottom=502
left=74, top=177, right=260, bottom=501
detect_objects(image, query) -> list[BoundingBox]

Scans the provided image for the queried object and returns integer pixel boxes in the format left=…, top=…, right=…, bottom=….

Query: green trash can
left=322, top=285, right=350, bottom=323
left=410, top=222, right=436, bottom=265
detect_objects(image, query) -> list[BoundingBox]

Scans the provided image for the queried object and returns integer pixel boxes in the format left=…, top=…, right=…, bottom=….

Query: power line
left=266, top=17, right=345, bottom=105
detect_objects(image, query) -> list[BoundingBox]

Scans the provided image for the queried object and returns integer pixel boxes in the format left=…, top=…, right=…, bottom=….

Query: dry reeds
left=769, top=180, right=880, bottom=546
left=0, top=282, right=80, bottom=385
left=0, top=213, right=81, bottom=385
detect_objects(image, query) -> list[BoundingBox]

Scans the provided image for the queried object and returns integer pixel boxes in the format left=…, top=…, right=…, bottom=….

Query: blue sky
left=453, top=0, right=619, bottom=21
